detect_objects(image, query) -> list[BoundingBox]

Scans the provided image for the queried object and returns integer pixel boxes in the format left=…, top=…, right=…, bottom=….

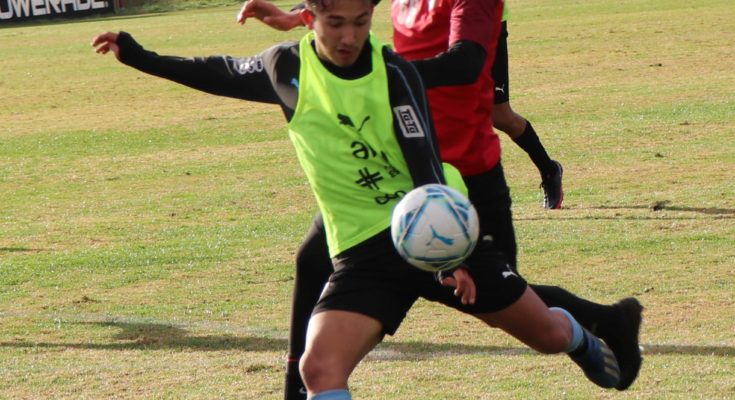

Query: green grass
left=1, top=0, right=734, bottom=398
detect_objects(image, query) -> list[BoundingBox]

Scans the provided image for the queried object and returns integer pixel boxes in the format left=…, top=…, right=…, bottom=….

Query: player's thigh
left=304, top=310, right=383, bottom=374
left=492, top=21, right=510, bottom=105
left=473, top=287, right=569, bottom=354
left=421, top=239, right=525, bottom=314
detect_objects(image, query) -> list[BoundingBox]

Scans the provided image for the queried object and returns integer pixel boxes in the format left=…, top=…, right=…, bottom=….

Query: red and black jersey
left=392, top=0, right=504, bottom=176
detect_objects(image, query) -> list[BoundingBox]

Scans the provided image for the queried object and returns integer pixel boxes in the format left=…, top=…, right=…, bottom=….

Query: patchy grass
left=1, top=0, right=734, bottom=398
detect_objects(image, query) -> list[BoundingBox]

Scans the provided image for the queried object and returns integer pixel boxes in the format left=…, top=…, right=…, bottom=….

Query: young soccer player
left=236, top=0, right=643, bottom=397
left=93, top=0, right=628, bottom=397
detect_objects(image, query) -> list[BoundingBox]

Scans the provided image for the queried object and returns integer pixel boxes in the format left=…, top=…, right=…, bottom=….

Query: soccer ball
left=390, top=184, right=479, bottom=272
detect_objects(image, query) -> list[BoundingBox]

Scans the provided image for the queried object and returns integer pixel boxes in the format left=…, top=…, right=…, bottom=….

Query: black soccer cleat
left=570, top=329, right=621, bottom=389
left=604, top=297, right=644, bottom=391
left=541, top=160, right=564, bottom=209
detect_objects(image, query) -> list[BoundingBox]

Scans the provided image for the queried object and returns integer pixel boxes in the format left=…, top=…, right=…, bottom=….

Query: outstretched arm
left=236, top=0, right=303, bottom=31
left=91, top=31, right=122, bottom=61
left=91, top=31, right=284, bottom=104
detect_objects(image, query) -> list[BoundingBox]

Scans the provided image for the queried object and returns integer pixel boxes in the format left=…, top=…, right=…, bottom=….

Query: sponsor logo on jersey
left=235, top=57, right=264, bottom=74
left=393, top=105, right=425, bottom=138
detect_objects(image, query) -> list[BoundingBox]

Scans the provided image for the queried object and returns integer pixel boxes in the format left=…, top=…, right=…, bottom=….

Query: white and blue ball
left=390, top=184, right=479, bottom=272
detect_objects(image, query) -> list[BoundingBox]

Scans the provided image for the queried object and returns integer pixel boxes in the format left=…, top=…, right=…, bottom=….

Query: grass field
left=1, top=0, right=734, bottom=398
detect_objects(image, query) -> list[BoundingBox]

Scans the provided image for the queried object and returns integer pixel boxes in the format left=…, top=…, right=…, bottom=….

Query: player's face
left=306, top=0, right=374, bottom=67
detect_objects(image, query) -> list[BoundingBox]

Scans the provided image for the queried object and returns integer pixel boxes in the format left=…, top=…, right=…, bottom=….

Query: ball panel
left=390, top=184, right=479, bottom=272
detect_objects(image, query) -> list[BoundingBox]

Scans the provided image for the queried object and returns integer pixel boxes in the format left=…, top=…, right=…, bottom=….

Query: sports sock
left=309, top=389, right=352, bottom=400
left=531, top=284, right=616, bottom=336
left=552, top=307, right=620, bottom=388
left=550, top=307, right=584, bottom=353
left=511, top=121, right=556, bottom=177
left=284, top=357, right=307, bottom=400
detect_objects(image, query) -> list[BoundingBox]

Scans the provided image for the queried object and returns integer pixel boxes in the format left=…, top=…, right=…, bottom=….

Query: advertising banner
left=1, top=0, right=114, bottom=22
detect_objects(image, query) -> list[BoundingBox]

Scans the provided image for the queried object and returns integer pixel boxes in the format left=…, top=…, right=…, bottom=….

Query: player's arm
left=412, top=0, right=501, bottom=89
left=386, top=49, right=477, bottom=303
left=410, top=40, right=486, bottom=89
left=384, top=49, right=445, bottom=187
left=92, top=31, right=282, bottom=104
left=236, top=0, right=303, bottom=31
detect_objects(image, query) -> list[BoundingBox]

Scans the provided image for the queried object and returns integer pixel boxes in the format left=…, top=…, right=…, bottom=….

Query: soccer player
left=491, top=3, right=564, bottom=209
left=93, top=0, right=625, bottom=398
left=236, top=0, right=643, bottom=397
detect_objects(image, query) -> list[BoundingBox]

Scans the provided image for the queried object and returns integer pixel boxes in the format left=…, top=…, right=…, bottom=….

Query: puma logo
left=502, top=271, right=516, bottom=279
left=501, top=264, right=517, bottom=279
left=338, top=114, right=371, bottom=133
left=427, top=226, right=454, bottom=246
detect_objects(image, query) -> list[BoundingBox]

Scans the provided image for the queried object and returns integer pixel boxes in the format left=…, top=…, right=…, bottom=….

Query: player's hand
left=236, top=0, right=302, bottom=30
left=440, top=266, right=476, bottom=305
left=91, top=32, right=121, bottom=61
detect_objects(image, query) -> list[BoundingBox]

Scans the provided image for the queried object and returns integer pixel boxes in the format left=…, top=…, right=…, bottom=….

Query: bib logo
left=393, top=105, right=425, bottom=138
left=1, top=0, right=111, bottom=21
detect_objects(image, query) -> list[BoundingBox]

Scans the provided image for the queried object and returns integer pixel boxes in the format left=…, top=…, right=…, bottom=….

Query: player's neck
left=312, top=40, right=372, bottom=80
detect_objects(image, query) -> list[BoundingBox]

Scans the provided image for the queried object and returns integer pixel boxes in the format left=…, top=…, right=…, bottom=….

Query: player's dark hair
left=305, top=0, right=380, bottom=12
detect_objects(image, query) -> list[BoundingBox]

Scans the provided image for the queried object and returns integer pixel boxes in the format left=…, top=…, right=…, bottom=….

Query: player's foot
left=570, top=330, right=620, bottom=389
left=603, top=297, right=644, bottom=391
left=541, top=160, right=563, bottom=209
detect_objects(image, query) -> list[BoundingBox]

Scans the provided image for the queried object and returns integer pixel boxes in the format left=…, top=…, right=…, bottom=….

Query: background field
left=1, top=0, right=734, bottom=398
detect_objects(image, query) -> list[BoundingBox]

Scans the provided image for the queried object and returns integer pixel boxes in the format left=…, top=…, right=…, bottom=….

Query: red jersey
left=392, top=0, right=503, bottom=175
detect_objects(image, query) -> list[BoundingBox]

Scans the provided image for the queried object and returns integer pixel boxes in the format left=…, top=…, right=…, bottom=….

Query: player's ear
left=300, top=8, right=315, bottom=28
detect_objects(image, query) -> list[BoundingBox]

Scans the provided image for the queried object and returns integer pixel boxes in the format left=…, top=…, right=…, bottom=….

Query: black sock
left=530, top=284, right=616, bottom=337
left=511, top=121, right=556, bottom=177
left=284, top=357, right=307, bottom=400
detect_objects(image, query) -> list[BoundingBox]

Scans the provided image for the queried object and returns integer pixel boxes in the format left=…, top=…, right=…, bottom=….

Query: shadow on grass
left=370, top=342, right=735, bottom=361
left=594, top=204, right=735, bottom=216
left=0, top=247, right=43, bottom=253
left=642, top=344, right=735, bottom=357
left=0, top=321, right=287, bottom=352
left=0, top=320, right=732, bottom=359
left=516, top=203, right=735, bottom=221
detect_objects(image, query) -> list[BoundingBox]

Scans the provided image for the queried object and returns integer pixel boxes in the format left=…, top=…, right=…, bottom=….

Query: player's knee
left=299, top=351, right=325, bottom=391
left=299, top=350, right=344, bottom=393
left=492, top=108, right=526, bottom=136
left=491, top=110, right=514, bottom=132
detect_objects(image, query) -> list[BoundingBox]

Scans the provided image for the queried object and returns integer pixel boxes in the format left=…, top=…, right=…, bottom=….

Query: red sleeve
left=448, top=0, right=502, bottom=51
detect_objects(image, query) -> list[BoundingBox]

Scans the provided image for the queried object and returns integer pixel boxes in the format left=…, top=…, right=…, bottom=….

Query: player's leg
left=463, top=162, right=518, bottom=269
left=464, top=162, right=627, bottom=344
left=286, top=214, right=333, bottom=400
left=300, top=310, right=383, bottom=398
left=428, top=243, right=636, bottom=389
left=428, top=267, right=623, bottom=389
left=490, top=22, right=530, bottom=138
left=476, top=286, right=620, bottom=388
left=490, top=21, right=562, bottom=209
left=300, top=231, right=421, bottom=398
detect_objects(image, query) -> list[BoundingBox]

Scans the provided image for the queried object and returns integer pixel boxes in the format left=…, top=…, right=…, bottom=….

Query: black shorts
left=491, top=21, right=510, bottom=104
left=312, top=229, right=527, bottom=336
